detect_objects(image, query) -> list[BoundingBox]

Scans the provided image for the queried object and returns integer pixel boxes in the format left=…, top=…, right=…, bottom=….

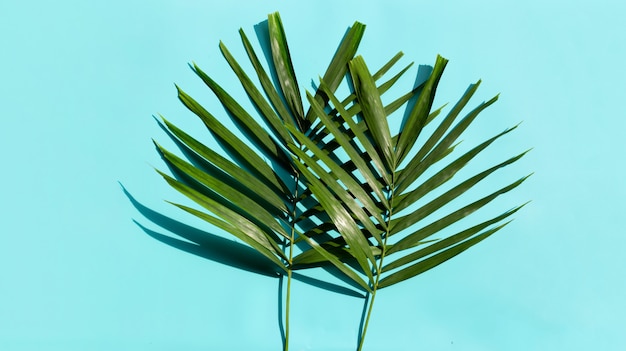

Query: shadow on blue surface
left=122, top=184, right=365, bottom=299
left=122, top=183, right=366, bottom=350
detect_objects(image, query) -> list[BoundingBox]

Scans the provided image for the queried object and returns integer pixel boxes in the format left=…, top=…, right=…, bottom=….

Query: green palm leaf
left=290, top=55, right=530, bottom=350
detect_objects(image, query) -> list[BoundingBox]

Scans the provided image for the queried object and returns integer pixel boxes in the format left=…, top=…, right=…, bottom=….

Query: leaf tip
left=174, top=83, right=183, bottom=94
left=521, top=147, right=534, bottom=157
left=435, top=54, right=449, bottom=65
left=520, top=200, right=533, bottom=208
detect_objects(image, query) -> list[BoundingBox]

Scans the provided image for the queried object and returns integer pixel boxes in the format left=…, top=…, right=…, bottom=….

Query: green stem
left=285, top=269, right=292, bottom=351
left=357, top=288, right=377, bottom=351
left=284, top=171, right=300, bottom=351
left=357, top=172, right=396, bottom=351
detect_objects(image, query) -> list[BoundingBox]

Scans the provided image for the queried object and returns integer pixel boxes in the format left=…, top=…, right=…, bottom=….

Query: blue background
left=1, top=1, right=625, bottom=350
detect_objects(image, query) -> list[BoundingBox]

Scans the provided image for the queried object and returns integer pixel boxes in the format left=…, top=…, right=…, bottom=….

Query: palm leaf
left=290, top=54, right=530, bottom=350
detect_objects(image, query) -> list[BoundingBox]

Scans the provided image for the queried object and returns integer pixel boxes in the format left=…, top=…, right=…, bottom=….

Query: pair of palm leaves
left=151, top=11, right=529, bottom=351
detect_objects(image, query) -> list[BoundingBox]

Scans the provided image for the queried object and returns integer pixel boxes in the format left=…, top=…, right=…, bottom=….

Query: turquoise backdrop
left=1, top=1, right=625, bottom=350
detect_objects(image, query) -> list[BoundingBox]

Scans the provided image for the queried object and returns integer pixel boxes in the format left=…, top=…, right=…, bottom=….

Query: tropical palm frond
left=288, top=54, right=530, bottom=349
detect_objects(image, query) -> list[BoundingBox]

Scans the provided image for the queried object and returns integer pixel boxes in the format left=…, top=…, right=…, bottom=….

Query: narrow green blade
left=349, top=55, right=395, bottom=171
left=388, top=174, right=532, bottom=255
left=379, top=221, right=511, bottom=288
left=395, top=55, right=448, bottom=164
left=395, top=125, right=519, bottom=212
left=391, top=151, right=530, bottom=237
left=176, top=86, right=289, bottom=194
left=305, top=21, right=366, bottom=124
left=398, top=80, right=481, bottom=191
left=156, top=143, right=290, bottom=240
left=160, top=116, right=289, bottom=214
left=397, top=94, right=499, bottom=193
left=191, top=63, right=290, bottom=168
left=268, top=12, right=305, bottom=128
left=157, top=171, right=288, bottom=263
left=239, top=28, right=298, bottom=129
left=399, top=80, right=481, bottom=174
left=383, top=78, right=428, bottom=119
left=373, top=51, right=404, bottom=80
left=219, top=41, right=293, bottom=144
left=170, top=202, right=288, bottom=273
left=382, top=204, right=526, bottom=272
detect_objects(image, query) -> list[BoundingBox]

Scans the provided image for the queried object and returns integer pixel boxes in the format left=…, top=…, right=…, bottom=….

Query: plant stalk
left=284, top=269, right=292, bottom=351
left=357, top=288, right=377, bottom=351
left=284, top=171, right=300, bottom=351
left=357, top=171, right=396, bottom=351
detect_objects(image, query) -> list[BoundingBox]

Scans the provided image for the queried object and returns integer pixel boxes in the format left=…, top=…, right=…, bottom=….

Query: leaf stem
left=285, top=269, right=292, bottom=351
left=357, top=288, right=377, bottom=351
left=357, top=171, right=396, bottom=351
left=284, top=171, right=300, bottom=351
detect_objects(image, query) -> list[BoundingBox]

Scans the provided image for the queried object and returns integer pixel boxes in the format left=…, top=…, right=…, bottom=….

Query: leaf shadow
left=122, top=184, right=365, bottom=299
left=123, top=183, right=365, bottom=349
left=123, top=183, right=280, bottom=276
